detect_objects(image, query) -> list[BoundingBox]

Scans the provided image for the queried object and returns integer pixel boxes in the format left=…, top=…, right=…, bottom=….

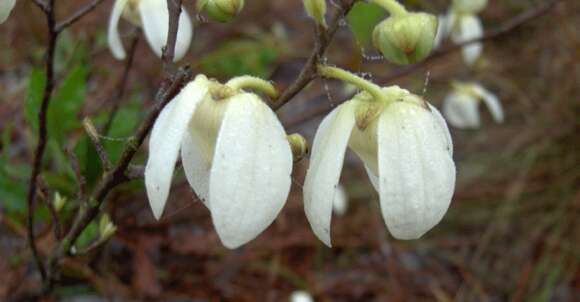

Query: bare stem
left=55, top=0, right=107, bottom=32
left=369, top=0, right=407, bottom=16
left=26, top=0, right=57, bottom=281
left=226, top=76, right=279, bottom=99
left=273, top=0, right=358, bottom=110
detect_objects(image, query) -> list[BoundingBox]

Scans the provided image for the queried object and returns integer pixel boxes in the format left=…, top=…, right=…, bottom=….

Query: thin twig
left=55, top=0, right=108, bottom=33
left=273, top=0, right=358, bottom=110
left=161, top=0, right=183, bottom=73
left=66, top=146, right=86, bottom=200
left=38, top=181, right=62, bottom=240
left=32, top=0, right=50, bottom=13
left=83, top=118, right=112, bottom=171
left=26, top=0, right=57, bottom=281
left=44, top=2, right=189, bottom=290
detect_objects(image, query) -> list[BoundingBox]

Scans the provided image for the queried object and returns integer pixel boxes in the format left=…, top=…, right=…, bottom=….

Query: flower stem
left=370, top=0, right=407, bottom=16
left=226, top=76, right=279, bottom=99
left=317, top=65, right=385, bottom=102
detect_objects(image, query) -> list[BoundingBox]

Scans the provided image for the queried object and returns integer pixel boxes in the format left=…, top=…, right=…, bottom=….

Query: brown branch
left=161, top=0, right=183, bottom=73
left=66, top=146, right=86, bottom=200
left=83, top=118, right=112, bottom=171
left=376, top=0, right=561, bottom=84
left=43, top=2, right=190, bottom=291
left=26, top=0, right=57, bottom=281
left=32, top=0, right=50, bottom=14
left=55, top=0, right=108, bottom=32
left=273, top=0, right=358, bottom=111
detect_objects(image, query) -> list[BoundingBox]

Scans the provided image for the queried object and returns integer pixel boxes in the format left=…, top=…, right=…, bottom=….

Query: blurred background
left=0, top=0, right=578, bottom=301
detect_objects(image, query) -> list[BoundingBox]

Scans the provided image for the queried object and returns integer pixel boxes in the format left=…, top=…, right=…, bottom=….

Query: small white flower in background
left=290, top=290, right=314, bottom=302
left=437, top=0, right=487, bottom=65
left=443, top=82, right=504, bottom=129
left=305, top=66, right=456, bottom=247
left=108, top=0, right=193, bottom=61
left=145, top=75, right=293, bottom=249
left=332, top=185, right=348, bottom=216
left=0, top=0, right=16, bottom=24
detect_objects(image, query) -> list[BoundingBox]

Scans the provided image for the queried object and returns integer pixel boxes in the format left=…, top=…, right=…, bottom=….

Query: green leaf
left=347, top=2, right=385, bottom=47
left=24, top=69, right=47, bottom=132
left=104, top=103, right=140, bottom=163
left=76, top=220, right=99, bottom=249
left=200, top=39, right=278, bottom=78
left=48, top=63, right=88, bottom=142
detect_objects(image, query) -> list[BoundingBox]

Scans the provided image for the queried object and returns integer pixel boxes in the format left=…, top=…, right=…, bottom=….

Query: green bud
left=99, top=214, right=117, bottom=240
left=197, top=0, right=244, bottom=23
left=287, top=133, right=309, bottom=162
left=372, top=12, right=438, bottom=65
left=53, top=192, right=67, bottom=212
left=303, top=0, right=327, bottom=27
left=452, top=0, right=488, bottom=14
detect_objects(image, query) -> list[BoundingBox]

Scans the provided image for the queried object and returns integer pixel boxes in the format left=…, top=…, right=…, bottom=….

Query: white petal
left=303, top=102, right=356, bottom=247
left=452, top=15, right=483, bottom=65
left=144, top=75, right=209, bottom=220
left=473, top=84, right=504, bottom=123
left=429, top=104, right=454, bottom=157
left=443, top=92, right=481, bottom=129
left=377, top=102, right=456, bottom=239
left=364, top=164, right=379, bottom=192
left=332, top=185, right=349, bottom=216
left=180, top=129, right=212, bottom=204
left=209, top=94, right=293, bottom=249
left=0, top=0, right=15, bottom=24
left=108, top=0, right=129, bottom=60
left=138, top=0, right=193, bottom=61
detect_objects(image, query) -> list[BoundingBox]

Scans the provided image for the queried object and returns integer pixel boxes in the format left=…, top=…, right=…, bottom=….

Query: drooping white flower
left=108, top=0, right=193, bottom=61
left=304, top=74, right=456, bottom=246
left=290, top=290, right=314, bottom=302
left=450, top=13, right=483, bottom=65
left=443, top=82, right=504, bottom=129
left=436, top=0, right=487, bottom=65
left=145, top=75, right=293, bottom=248
left=0, top=0, right=16, bottom=24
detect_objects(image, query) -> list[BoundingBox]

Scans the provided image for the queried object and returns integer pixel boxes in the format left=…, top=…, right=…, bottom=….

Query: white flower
left=443, top=82, right=504, bottom=129
left=304, top=86, right=456, bottom=246
left=108, top=0, right=193, bottom=61
left=290, top=290, right=314, bottom=302
left=452, top=0, right=488, bottom=15
left=145, top=75, right=293, bottom=249
left=0, top=0, right=16, bottom=24
left=450, top=13, right=483, bottom=66
left=436, top=0, right=487, bottom=66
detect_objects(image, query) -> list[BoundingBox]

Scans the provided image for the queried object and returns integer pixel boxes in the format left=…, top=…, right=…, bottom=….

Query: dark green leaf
left=347, top=2, right=385, bottom=47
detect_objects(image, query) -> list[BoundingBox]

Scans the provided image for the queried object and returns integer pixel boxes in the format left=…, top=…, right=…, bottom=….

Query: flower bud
left=287, top=133, right=309, bottom=162
left=372, top=12, right=438, bottom=65
left=53, top=192, right=67, bottom=212
left=303, top=0, right=327, bottom=27
left=99, top=214, right=117, bottom=240
left=452, top=0, right=488, bottom=14
left=197, top=0, right=244, bottom=23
